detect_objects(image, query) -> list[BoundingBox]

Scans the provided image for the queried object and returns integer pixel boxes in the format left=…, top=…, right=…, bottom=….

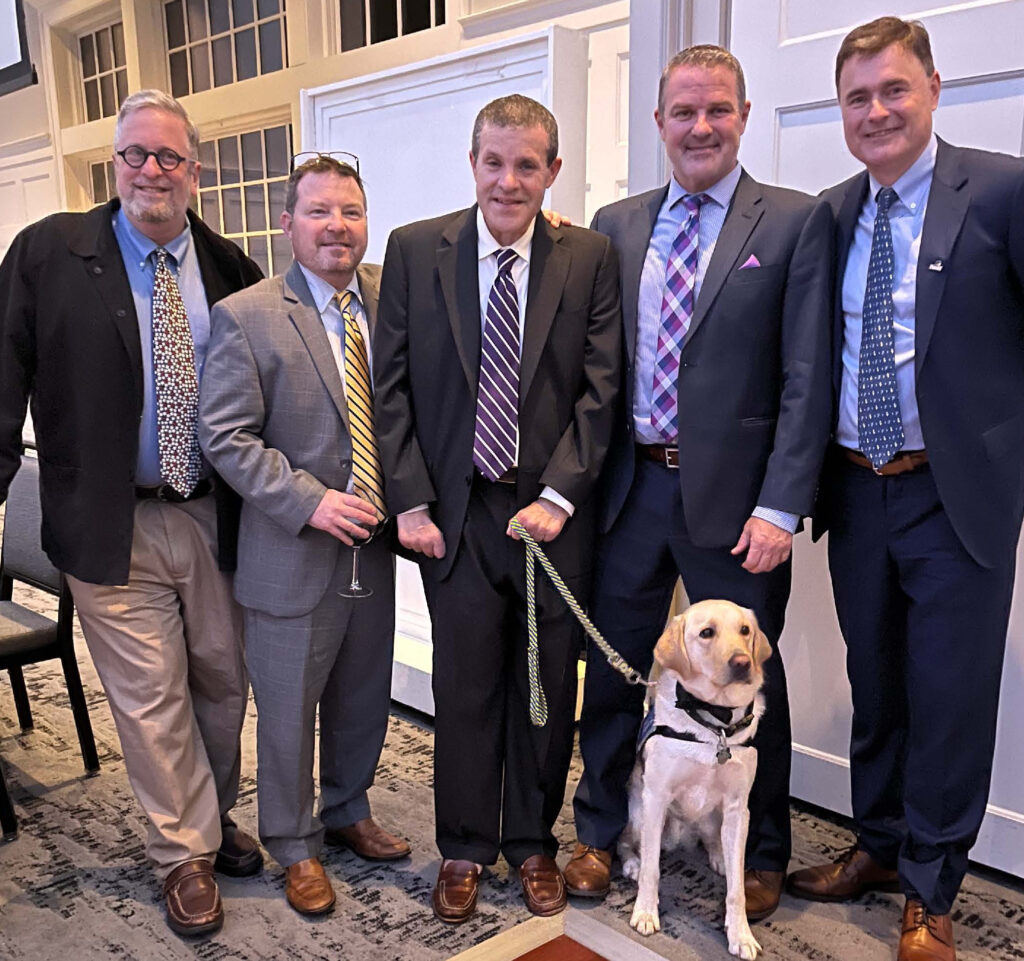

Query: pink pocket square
left=739, top=254, right=761, bottom=269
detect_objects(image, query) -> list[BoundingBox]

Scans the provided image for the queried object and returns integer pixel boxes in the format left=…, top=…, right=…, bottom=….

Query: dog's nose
left=729, top=653, right=751, bottom=680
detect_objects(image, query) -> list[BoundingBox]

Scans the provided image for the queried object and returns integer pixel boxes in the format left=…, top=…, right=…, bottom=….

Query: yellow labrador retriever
left=619, top=599, right=772, bottom=959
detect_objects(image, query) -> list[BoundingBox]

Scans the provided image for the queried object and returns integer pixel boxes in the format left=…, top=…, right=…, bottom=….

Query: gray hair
left=114, top=89, right=200, bottom=159
left=658, top=45, right=747, bottom=114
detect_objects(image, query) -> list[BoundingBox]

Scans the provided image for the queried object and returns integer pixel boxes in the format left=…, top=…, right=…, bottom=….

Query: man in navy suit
left=788, top=18, right=1024, bottom=961
left=564, top=45, right=832, bottom=921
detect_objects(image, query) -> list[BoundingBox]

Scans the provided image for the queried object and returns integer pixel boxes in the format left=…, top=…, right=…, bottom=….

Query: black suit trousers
left=424, top=477, right=583, bottom=866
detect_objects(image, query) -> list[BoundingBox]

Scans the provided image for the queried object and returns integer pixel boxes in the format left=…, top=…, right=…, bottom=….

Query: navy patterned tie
left=858, top=186, right=904, bottom=469
left=473, top=248, right=520, bottom=481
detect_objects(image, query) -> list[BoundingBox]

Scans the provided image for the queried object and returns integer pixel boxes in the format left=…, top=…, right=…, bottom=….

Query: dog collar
left=674, top=683, right=756, bottom=738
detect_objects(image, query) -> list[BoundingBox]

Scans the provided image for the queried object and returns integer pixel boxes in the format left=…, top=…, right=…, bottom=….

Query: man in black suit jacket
left=565, top=46, right=832, bottom=921
left=0, top=91, right=263, bottom=936
left=374, top=95, right=621, bottom=923
left=788, top=19, right=1024, bottom=961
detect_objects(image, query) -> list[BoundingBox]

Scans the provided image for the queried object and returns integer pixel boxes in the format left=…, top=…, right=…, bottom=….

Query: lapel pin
left=928, top=260, right=944, bottom=272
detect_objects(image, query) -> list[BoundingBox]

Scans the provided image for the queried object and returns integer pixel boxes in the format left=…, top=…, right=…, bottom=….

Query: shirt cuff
left=751, top=506, right=799, bottom=534
left=540, top=486, right=575, bottom=517
left=400, top=504, right=429, bottom=516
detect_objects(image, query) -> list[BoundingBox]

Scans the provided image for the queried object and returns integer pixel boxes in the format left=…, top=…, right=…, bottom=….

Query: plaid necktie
left=651, top=194, right=704, bottom=441
left=336, top=291, right=386, bottom=519
left=473, top=247, right=520, bottom=481
left=152, top=247, right=202, bottom=496
left=858, top=186, right=904, bottom=468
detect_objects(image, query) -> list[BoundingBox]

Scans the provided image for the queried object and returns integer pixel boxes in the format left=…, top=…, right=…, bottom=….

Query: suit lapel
left=521, top=216, right=571, bottom=402
left=356, top=262, right=380, bottom=338
left=284, top=261, right=350, bottom=429
left=437, top=209, right=481, bottom=394
left=915, top=140, right=968, bottom=372
left=684, top=171, right=764, bottom=347
left=833, top=173, right=869, bottom=397
left=622, top=188, right=668, bottom=364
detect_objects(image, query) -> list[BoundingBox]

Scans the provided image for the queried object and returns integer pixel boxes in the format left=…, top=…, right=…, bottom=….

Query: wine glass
left=338, top=489, right=388, bottom=599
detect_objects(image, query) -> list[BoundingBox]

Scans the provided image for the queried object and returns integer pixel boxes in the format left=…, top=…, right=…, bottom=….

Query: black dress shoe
left=214, top=825, right=264, bottom=877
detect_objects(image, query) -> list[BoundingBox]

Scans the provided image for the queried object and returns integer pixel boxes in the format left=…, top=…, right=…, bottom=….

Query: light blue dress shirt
left=837, top=135, right=936, bottom=452
left=112, top=212, right=211, bottom=486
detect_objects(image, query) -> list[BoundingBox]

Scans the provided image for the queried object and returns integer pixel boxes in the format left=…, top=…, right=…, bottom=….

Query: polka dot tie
left=858, top=186, right=904, bottom=469
left=152, top=248, right=202, bottom=497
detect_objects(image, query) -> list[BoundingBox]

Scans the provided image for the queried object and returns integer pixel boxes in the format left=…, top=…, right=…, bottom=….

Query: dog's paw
left=630, top=905, right=661, bottom=936
left=621, top=856, right=640, bottom=880
left=706, top=847, right=726, bottom=876
left=727, top=925, right=761, bottom=959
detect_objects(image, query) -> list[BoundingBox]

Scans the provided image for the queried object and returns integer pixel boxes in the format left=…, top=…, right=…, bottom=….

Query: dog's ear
left=745, top=607, right=772, bottom=668
left=654, top=614, right=692, bottom=679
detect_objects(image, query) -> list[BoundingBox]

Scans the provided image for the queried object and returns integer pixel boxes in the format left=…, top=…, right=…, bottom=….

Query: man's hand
left=542, top=209, right=573, bottom=229
left=730, top=516, right=793, bottom=574
left=397, top=507, right=446, bottom=558
left=308, top=489, right=379, bottom=545
left=508, top=499, right=569, bottom=543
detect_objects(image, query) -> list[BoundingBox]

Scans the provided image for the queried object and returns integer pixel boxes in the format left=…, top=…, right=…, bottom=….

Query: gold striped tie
left=336, top=291, right=386, bottom=519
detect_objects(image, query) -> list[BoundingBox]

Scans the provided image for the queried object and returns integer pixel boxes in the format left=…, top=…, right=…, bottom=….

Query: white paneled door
left=730, top=0, right=1024, bottom=878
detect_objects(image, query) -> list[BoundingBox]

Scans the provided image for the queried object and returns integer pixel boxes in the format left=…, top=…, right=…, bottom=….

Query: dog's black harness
left=638, top=683, right=756, bottom=764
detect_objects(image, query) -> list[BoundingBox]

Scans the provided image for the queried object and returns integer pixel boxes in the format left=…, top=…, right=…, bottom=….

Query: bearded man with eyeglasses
left=0, top=89, right=264, bottom=937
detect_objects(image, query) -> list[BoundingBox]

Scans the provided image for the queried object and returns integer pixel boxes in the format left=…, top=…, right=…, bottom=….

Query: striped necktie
left=473, top=247, right=520, bottom=481
left=335, top=291, right=386, bottom=518
left=152, top=247, right=202, bottom=496
left=651, top=194, right=704, bottom=441
left=858, top=186, right=904, bottom=468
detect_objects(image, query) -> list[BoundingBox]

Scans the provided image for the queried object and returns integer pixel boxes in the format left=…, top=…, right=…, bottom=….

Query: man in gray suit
left=199, top=156, right=410, bottom=917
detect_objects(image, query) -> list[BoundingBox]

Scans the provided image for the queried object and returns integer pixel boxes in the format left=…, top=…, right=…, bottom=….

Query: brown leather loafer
left=519, top=854, right=567, bottom=917
left=163, top=859, right=223, bottom=936
left=285, top=857, right=336, bottom=916
left=214, top=824, right=264, bottom=877
left=564, top=843, right=612, bottom=898
left=898, top=899, right=956, bottom=961
left=325, top=817, right=411, bottom=861
left=787, top=845, right=900, bottom=902
left=745, top=868, right=785, bottom=920
left=432, top=859, right=480, bottom=923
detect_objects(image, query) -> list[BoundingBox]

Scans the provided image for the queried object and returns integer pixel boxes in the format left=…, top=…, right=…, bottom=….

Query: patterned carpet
left=2, top=576, right=1024, bottom=960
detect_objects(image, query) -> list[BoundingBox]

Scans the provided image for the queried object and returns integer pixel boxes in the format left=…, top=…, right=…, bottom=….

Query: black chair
left=0, top=454, right=100, bottom=837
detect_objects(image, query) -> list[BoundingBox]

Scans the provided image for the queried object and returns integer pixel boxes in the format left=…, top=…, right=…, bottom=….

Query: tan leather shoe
left=519, top=854, right=567, bottom=917
left=325, top=817, right=411, bottom=861
left=285, top=858, right=336, bottom=916
left=787, top=845, right=900, bottom=902
left=432, top=859, right=480, bottom=923
left=898, top=899, right=956, bottom=961
left=564, top=843, right=612, bottom=898
left=214, top=824, right=264, bottom=877
left=745, top=868, right=785, bottom=920
left=163, top=859, right=223, bottom=936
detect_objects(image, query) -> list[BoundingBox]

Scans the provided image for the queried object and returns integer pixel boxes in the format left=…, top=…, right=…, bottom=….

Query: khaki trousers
left=67, top=495, right=247, bottom=880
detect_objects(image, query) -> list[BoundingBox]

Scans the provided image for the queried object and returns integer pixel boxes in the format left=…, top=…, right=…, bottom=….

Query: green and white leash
left=508, top=518, right=650, bottom=728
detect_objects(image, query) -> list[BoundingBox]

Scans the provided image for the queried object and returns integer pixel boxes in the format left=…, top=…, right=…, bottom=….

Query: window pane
left=247, top=235, right=269, bottom=276
left=240, top=132, right=263, bottom=181
left=91, top=163, right=108, bottom=203
left=100, top=73, right=115, bottom=117
left=212, top=35, right=233, bottom=86
left=169, top=50, right=189, bottom=97
left=340, top=0, right=366, bottom=50
left=264, top=126, right=289, bottom=177
left=85, top=79, right=100, bottom=121
left=244, top=184, right=266, bottom=230
left=232, top=0, right=254, bottom=27
left=198, top=141, right=218, bottom=186
left=190, top=44, right=211, bottom=92
left=271, top=232, right=291, bottom=275
left=187, top=0, right=208, bottom=41
left=209, top=0, right=231, bottom=34
left=115, top=70, right=128, bottom=108
left=200, top=191, right=222, bottom=233
left=106, top=162, right=117, bottom=199
left=268, top=180, right=286, bottom=227
left=112, top=22, right=126, bottom=66
left=257, top=0, right=279, bottom=17
left=222, top=187, right=243, bottom=234
left=235, top=27, right=257, bottom=81
left=218, top=136, right=240, bottom=184
left=166, top=0, right=187, bottom=48
left=96, top=27, right=113, bottom=72
left=435, top=0, right=444, bottom=25
left=80, top=34, right=96, bottom=77
left=402, top=0, right=430, bottom=34
left=370, top=0, right=398, bottom=43
left=258, top=20, right=283, bottom=73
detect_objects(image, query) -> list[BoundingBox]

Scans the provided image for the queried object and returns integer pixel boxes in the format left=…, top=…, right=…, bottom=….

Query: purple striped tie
left=651, top=194, right=704, bottom=441
left=473, top=247, right=520, bottom=481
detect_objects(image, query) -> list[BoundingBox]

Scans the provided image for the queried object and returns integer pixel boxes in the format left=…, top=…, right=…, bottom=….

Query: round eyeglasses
left=115, top=145, right=194, bottom=171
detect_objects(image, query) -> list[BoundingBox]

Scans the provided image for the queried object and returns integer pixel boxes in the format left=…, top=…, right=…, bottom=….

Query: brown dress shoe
left=163, top=859, right=223, bottom=936
left=285, top=858, right=336, bottom=916
left=214, top=824, right=264, bottom=877
left=745, top=869, right=785, bottom=921
left=898, top=899, right=956, bottom=961
left=787, top=844, right=900, bottom=902
left=432, top=859, right=480, bottom=923
left=325, top=817, right=411, bottom=861
left=564, top=843, right=612, bottom=898
left=519, top=854, right=567, bottom=917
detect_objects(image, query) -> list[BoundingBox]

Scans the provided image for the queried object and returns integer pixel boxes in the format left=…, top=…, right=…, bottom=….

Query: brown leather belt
left=637, top=444, right=679, bottom=468
left=842, top=448, right=928, bottom=476
left=135, top=478, right=216, bottom=502
left=476, top=468, right=518, bottom=485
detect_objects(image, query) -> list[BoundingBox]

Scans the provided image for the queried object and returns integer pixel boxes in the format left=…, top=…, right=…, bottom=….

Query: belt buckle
left=664, top=447, right=680, bottom=469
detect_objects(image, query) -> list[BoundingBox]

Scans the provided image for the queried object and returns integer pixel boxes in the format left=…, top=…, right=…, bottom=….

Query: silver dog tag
left=716, top=730, right=731, bottom=764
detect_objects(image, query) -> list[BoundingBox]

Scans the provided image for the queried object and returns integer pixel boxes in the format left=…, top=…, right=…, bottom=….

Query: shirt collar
left=477, top=207, right=535, bottom=266
left=112, top=210, right=192, bottom=270
left=668, top=162, right=743, bottom=211
left=868, top=133, right=937, bottom=215
left=297, top=263, right=361, bottom=315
